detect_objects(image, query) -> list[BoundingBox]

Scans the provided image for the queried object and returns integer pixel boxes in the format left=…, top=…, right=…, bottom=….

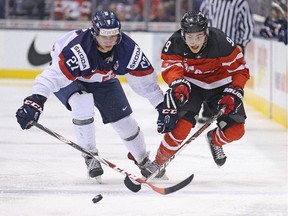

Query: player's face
left=96, top=35, right=118, bottom=52
left=185, top=32, right=207, bottom=53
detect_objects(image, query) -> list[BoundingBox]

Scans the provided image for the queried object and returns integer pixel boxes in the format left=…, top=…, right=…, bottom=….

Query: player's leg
left=89, top=79, right=158, bottom=177
left=205, top=85, right=246, bottom=166
left=54, top=81, right=103, bottom=179
left=141, top=84, right=203, bottom=177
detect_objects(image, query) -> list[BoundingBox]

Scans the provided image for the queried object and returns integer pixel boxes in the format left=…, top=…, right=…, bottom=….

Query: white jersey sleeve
left=125, top=71, right=164, bottom=108
left=32, top=31, right=78, bottom=97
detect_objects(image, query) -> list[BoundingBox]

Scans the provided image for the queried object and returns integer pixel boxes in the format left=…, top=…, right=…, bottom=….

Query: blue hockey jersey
left=32, top=28, right=163, bottom=107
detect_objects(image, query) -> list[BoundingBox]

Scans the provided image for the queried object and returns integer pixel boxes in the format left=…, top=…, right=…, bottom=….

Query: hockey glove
left=164, top=79, right=191, bottom=109
left=218, top=86, right=243, bottom=115
left=16, top=94, right=46, bottom=129
left=157, top=102, right=178, bottom=133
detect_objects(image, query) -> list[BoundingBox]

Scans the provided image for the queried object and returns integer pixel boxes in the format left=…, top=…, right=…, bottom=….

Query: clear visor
left=99, top=28, right=120, bottom=36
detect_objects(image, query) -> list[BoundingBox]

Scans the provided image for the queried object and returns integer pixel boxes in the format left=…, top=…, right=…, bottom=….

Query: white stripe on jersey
left=185, top=76, right=232, bottom=89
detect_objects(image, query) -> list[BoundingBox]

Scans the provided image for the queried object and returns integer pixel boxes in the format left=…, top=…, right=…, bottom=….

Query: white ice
left=0, top=79, right=287, bottom=216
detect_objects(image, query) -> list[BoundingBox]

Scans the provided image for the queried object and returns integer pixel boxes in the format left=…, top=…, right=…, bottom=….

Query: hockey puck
left=92, top=194, right=103, bottom=203
left=124, top=174, right=141, bottom=192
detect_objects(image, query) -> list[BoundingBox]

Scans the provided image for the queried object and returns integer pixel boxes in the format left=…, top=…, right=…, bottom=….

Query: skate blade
left=94, top=176, right=102, bottom=184
left=87, top=175, right=102, bottom=184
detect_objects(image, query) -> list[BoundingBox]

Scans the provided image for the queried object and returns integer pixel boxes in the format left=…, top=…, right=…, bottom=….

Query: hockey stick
left=124, top=106, right=226, bottom=191
left=32, top=122, right=193, bottom=195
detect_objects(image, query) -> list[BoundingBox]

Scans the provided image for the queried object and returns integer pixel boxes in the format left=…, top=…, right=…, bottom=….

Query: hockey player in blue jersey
left=16, top=11, right=166, bottom=181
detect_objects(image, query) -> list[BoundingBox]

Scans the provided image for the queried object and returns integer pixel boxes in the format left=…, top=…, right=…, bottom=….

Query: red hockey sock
left=212, top=123, right=245, bottom=146
left=156, top=119, right=192, bottom=164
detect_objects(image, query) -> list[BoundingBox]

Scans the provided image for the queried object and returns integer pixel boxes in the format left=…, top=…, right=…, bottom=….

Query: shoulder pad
left=207, top=28, right=236, bottom=57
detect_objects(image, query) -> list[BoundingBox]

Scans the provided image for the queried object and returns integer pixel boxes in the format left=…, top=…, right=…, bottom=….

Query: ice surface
left=0, top=79, right=287, bottom=216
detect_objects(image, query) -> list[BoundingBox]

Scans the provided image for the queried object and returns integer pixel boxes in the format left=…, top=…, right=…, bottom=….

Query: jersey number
left=164, top=41, right=171, bottom=52
left=66, top=56, right=79, bottom=71
left=226, top=36, right=235, bottom=47
left=140, top=56, right=150, bottom=68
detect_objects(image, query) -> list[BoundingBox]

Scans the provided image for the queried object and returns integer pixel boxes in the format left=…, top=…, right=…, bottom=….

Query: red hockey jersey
left=161, top=27, right=250, bottom=89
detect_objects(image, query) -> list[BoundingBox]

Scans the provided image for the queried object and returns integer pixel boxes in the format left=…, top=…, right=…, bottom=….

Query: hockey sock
left=111, top=115, right=147, bottom=164
left=156, top=119, right=192, bottom=165
left=69, top=92, right=98, bottom=153
left=212, top=123, right=245, bottom=146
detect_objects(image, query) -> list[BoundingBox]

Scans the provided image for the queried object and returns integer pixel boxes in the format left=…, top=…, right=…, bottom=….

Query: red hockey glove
left=218, top=86, right=243, bottom=115
left=165, top=79, right=191, bottom=109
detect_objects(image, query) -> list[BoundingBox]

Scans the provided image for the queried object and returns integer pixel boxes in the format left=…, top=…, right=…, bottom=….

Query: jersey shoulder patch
left=118, top=34, right=152, bottom=72
left=59, top=30, right=93, bottom=76
left=70, top=44, right=90, bottom=70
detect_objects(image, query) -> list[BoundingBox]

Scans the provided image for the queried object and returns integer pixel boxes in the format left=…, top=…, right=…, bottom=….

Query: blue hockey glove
left=16, top=94, right=46, bottom=129
left=157, top=102, right=178, bottom=133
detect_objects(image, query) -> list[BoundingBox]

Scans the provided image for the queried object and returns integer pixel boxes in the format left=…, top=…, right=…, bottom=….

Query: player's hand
left=218, top=86, right=243, bottom=115
left=165, top=79, right=191, bottom=109
left=156, top=102, right=178, bottom=133
left=16, top=94, right=46, bottom=129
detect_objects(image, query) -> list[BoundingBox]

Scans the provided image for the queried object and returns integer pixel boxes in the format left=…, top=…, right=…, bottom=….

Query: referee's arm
left=237, top=1, right=254, bottom=49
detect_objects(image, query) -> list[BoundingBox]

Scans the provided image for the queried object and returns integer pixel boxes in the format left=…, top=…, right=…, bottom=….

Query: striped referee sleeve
left=200, top=0, right=254, bottom=48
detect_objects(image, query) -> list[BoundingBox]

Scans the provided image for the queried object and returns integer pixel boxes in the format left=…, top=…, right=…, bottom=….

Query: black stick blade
left=164, top=174, right=194, bottom=195
left=124, top=173, right=194, bottom=195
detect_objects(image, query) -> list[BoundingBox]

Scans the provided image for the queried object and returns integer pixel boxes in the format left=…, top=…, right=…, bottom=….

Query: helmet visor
left=99, top=28, right=120, bottom=36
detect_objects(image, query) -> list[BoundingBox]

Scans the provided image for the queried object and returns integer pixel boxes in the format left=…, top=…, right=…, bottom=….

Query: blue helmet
left=181, top=11, right=209, bottom=40
left=92, top=10, right=122, bottom=44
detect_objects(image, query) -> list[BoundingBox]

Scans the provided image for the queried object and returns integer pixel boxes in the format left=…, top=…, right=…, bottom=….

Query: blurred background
left=0, top=0, right=286, bottom=32
left=0, top=0, right=287, bottom=128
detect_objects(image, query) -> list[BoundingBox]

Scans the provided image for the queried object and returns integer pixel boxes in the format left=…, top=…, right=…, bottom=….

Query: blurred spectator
left=63, top=0, right=81, bottom=20
left=79, top=0, right=92, bottom=20
left=22, top=0, right=34, bottom=17
left=0, top=0, right=5, bottom=19
left=129, top=2, right=143, bottom=21
left=54, top=0, right=65, bottom=20
left=139, top=0, right=160, bottom=21
left=37, top=0, right=46, bottom=20
left=108, top=2, right=130, bottom=21
left=8, top=0, right=52, bottom=19
left=53, top=0, right=80, bottom=20
left=260, top=1, right=287, bottom=45
left=151, top=1, right=175, bottom=22
left=260, top=7, right=282, bottom=39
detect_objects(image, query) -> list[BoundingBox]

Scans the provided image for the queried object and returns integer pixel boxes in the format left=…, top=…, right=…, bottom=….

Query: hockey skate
left=206, top=129, right=227, bottom=166
left=127, top=152, right=167, bottom=179
left=83, top=153, right=104, bottom=183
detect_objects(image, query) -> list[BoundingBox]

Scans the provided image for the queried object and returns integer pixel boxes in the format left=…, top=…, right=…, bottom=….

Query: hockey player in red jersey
left=141, top=11, right=250, bottom=177
left=16, top=11, right=165, bottom=181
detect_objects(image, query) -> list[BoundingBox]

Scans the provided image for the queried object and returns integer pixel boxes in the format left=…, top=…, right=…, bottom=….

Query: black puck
left=92, top=194, right=103, bottom=203
left=124, top=174, right=141, bottom=192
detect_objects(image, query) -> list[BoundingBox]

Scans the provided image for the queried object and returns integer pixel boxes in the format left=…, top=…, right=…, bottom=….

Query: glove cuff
left=170, top=78, right=191, bottom=92
left=223, top=86, right=243, bottom=100
left=156, top=102, right=163, bottom=110
left=24, top=94, right=46, bottom=113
